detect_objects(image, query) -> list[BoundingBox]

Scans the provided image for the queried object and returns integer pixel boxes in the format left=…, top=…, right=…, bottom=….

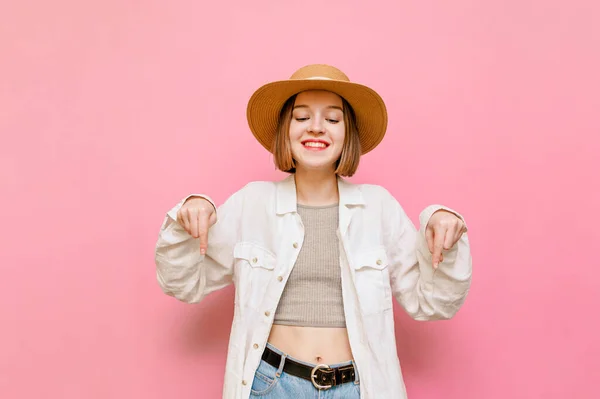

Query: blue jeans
left=250, top=343, right=360, bottom=398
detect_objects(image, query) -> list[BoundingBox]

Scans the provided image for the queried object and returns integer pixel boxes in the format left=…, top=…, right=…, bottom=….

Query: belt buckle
left=311, top=364, right=333, bottom=390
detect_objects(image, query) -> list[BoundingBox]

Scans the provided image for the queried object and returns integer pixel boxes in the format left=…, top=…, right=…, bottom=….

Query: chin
left=295, top=160, right=337, bottom=172
left=292, top=150, right=341, bottom=171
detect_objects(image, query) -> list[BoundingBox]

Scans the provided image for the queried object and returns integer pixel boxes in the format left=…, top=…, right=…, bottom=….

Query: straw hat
left=246, top=64, right=388, bottom=155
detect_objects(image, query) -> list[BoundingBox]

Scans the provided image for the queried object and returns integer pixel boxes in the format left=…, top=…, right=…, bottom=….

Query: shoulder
left=352, top=182, right=408, bottom=221
left=354, top=182, right=398, bottom=205
left=352, top=183, right=414, bottom=234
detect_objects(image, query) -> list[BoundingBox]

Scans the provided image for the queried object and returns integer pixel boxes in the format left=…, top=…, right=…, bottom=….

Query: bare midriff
left=268, top=325, right=354, bottom=365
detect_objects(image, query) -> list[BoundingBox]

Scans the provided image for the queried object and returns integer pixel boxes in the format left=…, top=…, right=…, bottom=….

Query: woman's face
left=289, top=90, right=345, bottom=173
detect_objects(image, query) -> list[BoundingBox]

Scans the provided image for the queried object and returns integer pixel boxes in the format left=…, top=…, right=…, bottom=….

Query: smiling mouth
left=302, top=141, right=329, bottom=149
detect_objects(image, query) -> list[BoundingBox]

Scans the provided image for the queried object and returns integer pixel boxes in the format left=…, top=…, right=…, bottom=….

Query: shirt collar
left=276, top=174, right=365, bottom=215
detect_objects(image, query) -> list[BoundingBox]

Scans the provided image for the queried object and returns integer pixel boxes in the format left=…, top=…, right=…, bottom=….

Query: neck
left=294, top=166, right=339, bottom=207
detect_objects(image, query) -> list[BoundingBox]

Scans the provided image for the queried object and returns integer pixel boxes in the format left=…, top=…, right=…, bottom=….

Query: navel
left=315, top=356, right=323, bottom=363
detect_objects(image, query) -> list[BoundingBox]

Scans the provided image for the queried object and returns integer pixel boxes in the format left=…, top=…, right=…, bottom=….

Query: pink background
left=1, top=0, right=598, bottom=398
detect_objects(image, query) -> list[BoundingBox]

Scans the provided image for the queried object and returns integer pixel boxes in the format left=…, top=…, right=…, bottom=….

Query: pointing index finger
left=197, top=211, right=209, bottom=255
left=432, top=226, right=446, bottom=269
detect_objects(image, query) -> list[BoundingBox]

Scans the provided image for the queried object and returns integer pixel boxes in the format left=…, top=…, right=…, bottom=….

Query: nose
left=308, top=118, right=325, bottom=134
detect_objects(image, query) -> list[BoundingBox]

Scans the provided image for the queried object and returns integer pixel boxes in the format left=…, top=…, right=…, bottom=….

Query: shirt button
left=264, top=311, right=271, bottom=317
left=253, top=343, right=259, bottom=349
left=376, top=259, right=382, bottom=265
left=277, top=276, right=283, bottom=282
left=252, top=257, right=258, bottom=263
left=293, top=242, right=298, bottom=248
left=242, top=380, right=247, bottom=385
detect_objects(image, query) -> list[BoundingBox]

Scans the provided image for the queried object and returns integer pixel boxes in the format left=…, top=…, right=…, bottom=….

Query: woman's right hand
left=176, top=197, right=217, bottom=255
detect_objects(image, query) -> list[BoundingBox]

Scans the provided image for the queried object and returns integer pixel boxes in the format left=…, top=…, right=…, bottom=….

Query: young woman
left=155, top=64, right=472, bottom=399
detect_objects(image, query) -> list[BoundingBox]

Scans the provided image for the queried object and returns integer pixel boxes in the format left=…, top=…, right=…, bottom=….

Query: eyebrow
left=293, top=105, right=344, bottom=111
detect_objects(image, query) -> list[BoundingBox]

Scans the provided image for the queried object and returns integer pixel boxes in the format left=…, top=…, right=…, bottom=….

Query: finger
left=425, top=226, right=435, bottom=254
left=179, top=209, right=191, bottom=234
left=432, top=226, right=446, bottom=269
left=443, top=223, right=456, bottom=250
left=197, top=211, right=210, bottom=255
left=454, top=221, right=466, bottom=244
left=454, top=225, right=464, bottom=244
left=188, top=209, right=199, bottom=238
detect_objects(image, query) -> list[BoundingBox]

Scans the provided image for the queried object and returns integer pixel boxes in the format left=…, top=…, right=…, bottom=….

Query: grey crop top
left=273, top=203, right=346, bottom=328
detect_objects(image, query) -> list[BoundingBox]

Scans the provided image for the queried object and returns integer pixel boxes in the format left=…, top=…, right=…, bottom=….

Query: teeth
left=304, top=142, right=326, bottom=148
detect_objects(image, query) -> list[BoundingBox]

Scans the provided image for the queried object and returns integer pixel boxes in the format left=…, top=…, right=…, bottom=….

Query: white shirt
left=155, top=175, right=472, bottom=399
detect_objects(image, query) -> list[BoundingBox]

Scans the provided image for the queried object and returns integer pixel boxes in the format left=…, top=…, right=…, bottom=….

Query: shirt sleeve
left=385, top=194, right=473, bottom=321
left=154, top=189, right=243, bottom=304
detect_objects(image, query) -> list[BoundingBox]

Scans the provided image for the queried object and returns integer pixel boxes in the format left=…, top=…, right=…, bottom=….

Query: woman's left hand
left=425, top=210, right=467, bottom=269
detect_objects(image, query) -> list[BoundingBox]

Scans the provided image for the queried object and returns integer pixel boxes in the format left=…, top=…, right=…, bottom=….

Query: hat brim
left=246, top=79, right=387, bottom=155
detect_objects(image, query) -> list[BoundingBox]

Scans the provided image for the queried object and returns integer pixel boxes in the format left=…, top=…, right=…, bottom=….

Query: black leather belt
left=261, top=346, right=357, bottom=390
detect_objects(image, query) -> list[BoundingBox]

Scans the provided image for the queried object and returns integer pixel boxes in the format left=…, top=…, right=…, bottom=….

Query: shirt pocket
left=234, top=242, right=277, bottom=311
left=352, top=246, right=393, bottom=315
